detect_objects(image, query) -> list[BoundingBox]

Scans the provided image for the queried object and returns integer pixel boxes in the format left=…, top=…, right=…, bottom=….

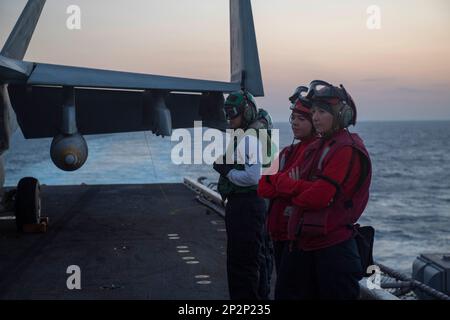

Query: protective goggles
left=289, top=86, right=313, bottom=109
left=224, top=105, right=240, bottom=120
left=306, top=80, right=349, bottom=102
left=289, top=86, right=308, bottom=103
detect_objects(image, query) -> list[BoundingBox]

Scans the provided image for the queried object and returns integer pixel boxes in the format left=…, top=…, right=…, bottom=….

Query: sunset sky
left=1, top=0, right=449, bottom=121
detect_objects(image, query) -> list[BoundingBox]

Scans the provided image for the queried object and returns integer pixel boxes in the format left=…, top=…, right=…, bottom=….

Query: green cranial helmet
left=224, top=90, right=258, bottom=124
left=249, top=108, right=273, bottom=130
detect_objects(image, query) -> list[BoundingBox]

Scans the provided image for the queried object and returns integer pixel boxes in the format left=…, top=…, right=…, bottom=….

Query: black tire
left=15, top=177, right=41, bottom=232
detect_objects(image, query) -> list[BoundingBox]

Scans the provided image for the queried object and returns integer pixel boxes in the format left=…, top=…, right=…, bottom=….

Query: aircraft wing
left=9, top=62, right=235, bottom=138
left=1, top=0, right=264, bottom=173
left=27, top=62, right=240, bottom=93
left=4, top=0, right=264, bottom=141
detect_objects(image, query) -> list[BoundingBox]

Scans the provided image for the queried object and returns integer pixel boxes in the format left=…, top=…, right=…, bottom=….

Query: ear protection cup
left=242, top=94, right=257, bottom=124
left=337, top=101, right=354, bottom=128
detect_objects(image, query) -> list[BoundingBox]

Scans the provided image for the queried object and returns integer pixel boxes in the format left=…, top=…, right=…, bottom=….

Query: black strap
left=314, top=148, right=355, bottom=205
left=317, top=147, right=357, bottom=198
left=315, top=174, right=342, bottom=196
left=306, top=139, right=327, bottom=180
left=342, top=149, right=356, bottom=186
left=355, top=151, right=370, bottom=191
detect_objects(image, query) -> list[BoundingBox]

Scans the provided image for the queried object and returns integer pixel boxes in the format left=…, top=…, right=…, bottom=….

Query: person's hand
left=289, top=167, right=300, bottom=181
left=276, top=169, right=301, bottom=197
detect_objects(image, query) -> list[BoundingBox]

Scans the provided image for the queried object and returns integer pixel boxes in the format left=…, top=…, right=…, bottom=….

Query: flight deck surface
left=0, top=183, right=229, bottom=300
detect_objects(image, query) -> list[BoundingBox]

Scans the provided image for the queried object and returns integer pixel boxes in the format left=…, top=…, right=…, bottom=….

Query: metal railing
left=183, top=176, right=450, bottom=301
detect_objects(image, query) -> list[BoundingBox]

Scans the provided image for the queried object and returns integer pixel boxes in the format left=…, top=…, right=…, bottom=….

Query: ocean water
left=4, top=121, right=450, bottom=274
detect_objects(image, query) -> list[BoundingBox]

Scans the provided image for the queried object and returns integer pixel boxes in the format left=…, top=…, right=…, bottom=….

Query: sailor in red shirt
left=274, top=80, right=372, bottom=300
left=258, top=87, right=317, bottom=274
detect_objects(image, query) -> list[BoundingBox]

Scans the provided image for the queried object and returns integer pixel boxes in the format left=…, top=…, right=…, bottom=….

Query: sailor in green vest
left=213, top=90, right=274, bottom=300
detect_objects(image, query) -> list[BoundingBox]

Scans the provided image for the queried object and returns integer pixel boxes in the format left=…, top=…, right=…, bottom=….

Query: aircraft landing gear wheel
left=15, top=177, right=41, bottom=232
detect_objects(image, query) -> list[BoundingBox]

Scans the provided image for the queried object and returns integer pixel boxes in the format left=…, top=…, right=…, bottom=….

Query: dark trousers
left=259, top=227, right=274, bottom=300
left=225, top=193, right=268, bottom=300
left=275, top=238, right=363, bottom=300
left=273, top=240, right=289, bottom=276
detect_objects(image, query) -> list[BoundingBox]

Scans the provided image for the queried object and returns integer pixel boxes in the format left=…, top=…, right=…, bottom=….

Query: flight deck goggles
left=289, top=86, right=313, bottom=110
left=306, top=80, right=349, bottom=103
left=224, top=105, right=241, bottom=120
